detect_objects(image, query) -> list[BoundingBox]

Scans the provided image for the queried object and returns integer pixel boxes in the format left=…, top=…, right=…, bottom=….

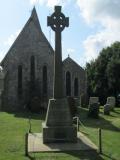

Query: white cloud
left=67, top=48, right=75, bottom=54
left=77, top=0, right=120, bottom=62
left=83, top=29, right=120, bottom=62
left=77, top=0, right=120, bottom=25
left=30, top=0, right=70, bottom=8
left=4, top=30, right=20, bottom=47
left=30, top=0, right=44, bottom=5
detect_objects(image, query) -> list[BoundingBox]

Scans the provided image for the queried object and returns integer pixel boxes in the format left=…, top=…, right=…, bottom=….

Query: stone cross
left=47, top=6, right=69, bottom=99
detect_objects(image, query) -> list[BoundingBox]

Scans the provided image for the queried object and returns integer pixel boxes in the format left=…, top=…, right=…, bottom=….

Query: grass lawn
left=0, top=107, right=120, bottom=160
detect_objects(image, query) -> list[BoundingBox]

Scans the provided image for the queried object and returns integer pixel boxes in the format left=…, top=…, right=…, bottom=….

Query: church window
left=74, top=78, right=79, bottom=96
left=18, top=65, right=22, bottom=95
left=42, top=65, right=47, bottom=96
left=66, top=71, right=71, bottom=96
left=30, top=56, right=35, bottom=84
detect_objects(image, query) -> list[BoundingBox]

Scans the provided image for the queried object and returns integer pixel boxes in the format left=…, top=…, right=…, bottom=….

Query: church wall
left=63, top=58, right=86, bottom=98
left=1, top=17, right=54, bottom=111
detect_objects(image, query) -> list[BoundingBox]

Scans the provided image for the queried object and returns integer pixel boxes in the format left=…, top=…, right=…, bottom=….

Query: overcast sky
left=0, top=0, right=120, bottom=67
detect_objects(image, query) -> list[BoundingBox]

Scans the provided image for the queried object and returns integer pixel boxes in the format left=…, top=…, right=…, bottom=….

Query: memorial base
left=42, top=98, right=77, bottom=143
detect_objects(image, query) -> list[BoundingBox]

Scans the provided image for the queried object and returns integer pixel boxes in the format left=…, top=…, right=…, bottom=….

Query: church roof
left=1, top=7, right=53, bottom=65
left=30, top=7, right=42, bottom=32
left=63, top=56, right=85, bottom=71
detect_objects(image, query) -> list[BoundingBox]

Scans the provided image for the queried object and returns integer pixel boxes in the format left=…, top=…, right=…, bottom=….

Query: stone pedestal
left=42, top=98, right=77, bottom=143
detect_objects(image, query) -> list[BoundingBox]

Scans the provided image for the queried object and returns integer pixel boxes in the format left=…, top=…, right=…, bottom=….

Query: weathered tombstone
left=89, top=97, right=99, bottom=106
left=107, top=97, right=116, bottom=110
left=104, top=104, right=110, bottom=115
left=88, top=103, right=99, bottom=118
left=42, top=6, right=77, bottom=143
left=88, top=97, right=100, bottom=118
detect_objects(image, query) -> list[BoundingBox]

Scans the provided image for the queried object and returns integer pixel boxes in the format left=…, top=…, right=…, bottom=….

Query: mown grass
left=0, top=107, right=120, bottom=160
left=77, top=107, right=120, bottom=160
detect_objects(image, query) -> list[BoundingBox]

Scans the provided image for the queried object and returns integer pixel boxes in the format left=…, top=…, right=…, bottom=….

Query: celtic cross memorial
left=42, top=6, right=77, bottom=143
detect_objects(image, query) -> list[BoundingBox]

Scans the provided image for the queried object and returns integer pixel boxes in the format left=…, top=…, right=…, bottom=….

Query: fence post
left=98, top=128, right=102, bottom=154
left=25, top=133, right=28, bottom=156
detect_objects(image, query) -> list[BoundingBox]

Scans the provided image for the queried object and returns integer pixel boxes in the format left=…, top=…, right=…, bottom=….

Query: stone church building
left=1, top=8, right=86, bottom=111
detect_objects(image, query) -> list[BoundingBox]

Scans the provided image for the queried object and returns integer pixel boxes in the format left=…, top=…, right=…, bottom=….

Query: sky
left=0, top=0, right=120, bottom=67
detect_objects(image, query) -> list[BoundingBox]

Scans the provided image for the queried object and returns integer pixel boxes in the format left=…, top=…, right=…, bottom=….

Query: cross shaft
left=47, top=6, right=69, bottom=99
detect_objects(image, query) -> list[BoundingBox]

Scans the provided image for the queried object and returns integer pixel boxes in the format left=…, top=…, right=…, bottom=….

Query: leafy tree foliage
left=86, top=42, right=120, bottom=104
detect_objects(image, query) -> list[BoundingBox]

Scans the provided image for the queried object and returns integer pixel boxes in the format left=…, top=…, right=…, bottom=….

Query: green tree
left=86, top=41, right=120, bottom=104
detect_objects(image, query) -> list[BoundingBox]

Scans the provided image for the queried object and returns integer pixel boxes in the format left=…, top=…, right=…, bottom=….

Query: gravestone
left=107, top=97, right=116, bottom=110
left=88, top=97, right=100, bottom=118
left=42, top=6, right=77, bottom=143
left=104, top=104, right=110, bottom=115
left=89, top=97, right=99, bottom=106
left=88, top=103, right=99, bottom=118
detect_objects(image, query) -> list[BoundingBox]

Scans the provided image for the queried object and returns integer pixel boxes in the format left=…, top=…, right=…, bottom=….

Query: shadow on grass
left=112, top=110, right=120, bottom=114
left=77, top=107, right=120, bottom=132
left=102, top=153, right=118, bottom=160
left=3, top=109, right=46, bottom=120
left=14, top=110, right=46, bottom=120
left=27, top=151, right=104, bottom=160
left=66, top=151, right=104, bottom=160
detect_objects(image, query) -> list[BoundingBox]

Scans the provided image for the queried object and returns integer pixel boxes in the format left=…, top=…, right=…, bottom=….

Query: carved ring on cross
left=51, top=12, right=66, bottom=32
left=47, top=6, right=69, bottom=33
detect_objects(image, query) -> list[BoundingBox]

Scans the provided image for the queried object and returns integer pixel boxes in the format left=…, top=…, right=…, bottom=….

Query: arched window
left=30, top=56, right=35, bottom=89
left=42, top=65, right=47, bottom=96
left=18, top=65, right=22, bottom=95
left=74, top=78, right=79, bottom=96
left=66, top=71, right=71, bottom=96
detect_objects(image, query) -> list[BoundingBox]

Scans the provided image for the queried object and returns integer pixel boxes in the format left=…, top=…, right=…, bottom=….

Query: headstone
left=89, top=97, right=99, bottom=106
left=88, top=97, right=100, bottom=118
left=88, top=103, right=99, bottom=118
left=104, top=104, right=110, bottom=115
left=42, top=6, right=77, bottom=143
left=107, top=97, right=116, bottom=110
